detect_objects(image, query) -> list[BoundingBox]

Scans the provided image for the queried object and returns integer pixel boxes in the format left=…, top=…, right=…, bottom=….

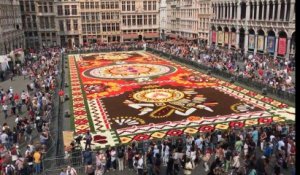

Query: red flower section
left=261, top=97, right=273, bottom=103
left=258, top=118, right=273, bottom=125
left=132, top=134, right=150, bottom=141
left=234, top=86, right=243, bottom=91
left=229, top=121, right=245, bottom=128
left=278, top=103, right=288, bottom=108
left=93, top=135, right=108, bottom=144
left=73, top=103, right=85, bottom=108
left=246, top=91, right=257, bottom=97
left=73, top=98, right=84, bottom=102
left=74, top=119, right=88, bottom=125
left=74, top=110, right=87, bottom=116
left=166, top=129, right=183, bottom=137
left=199, top=125, right=215, bottom=132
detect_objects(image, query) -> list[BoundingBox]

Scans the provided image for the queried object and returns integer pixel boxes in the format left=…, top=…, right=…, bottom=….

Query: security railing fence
left=146, top=47, right=295, bottom=105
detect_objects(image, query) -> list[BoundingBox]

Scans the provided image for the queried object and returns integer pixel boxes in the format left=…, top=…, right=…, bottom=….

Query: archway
left=248, top=29, right=255, bottom=52
left=267, top=30, right=276, bottom=55
left=277, top=31, right=288, bottom=57
left=230, top=27, right=236, bottom=49
left=257, top=29, right=265, bottom=53
left=224, top=27, right=229, bottom=46
left=217, top=26, right=223, bottom=46
left=239, top=28, right=245, bottom=51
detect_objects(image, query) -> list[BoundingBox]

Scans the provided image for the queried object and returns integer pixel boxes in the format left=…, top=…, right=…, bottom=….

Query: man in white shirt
left=2, top=104, right=8, bottom=119
left=278, top=139, right=285, bottom=151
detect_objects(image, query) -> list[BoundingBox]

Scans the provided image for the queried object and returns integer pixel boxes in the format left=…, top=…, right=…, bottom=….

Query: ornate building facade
left=166, top=0, right=199, bottom=40
left=0, top=0, right=25, bottom=54
left=120, top=0, right=160, bottom=42
left=210, top=0, right=295, bottom=59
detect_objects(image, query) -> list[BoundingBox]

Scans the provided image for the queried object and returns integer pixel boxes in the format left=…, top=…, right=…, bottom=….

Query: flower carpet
left=68, top=51, right=295, bottom=149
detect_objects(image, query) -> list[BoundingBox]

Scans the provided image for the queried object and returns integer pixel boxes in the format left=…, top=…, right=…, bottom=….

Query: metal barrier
left=146, top=47, right=295, bottom=105
left=66, top=47, right=144, bottom=54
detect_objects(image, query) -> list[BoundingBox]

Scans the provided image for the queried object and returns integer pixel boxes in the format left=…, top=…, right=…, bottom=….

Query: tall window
left=65, top=5, right=70, bottom=15
left=143, top=1, right=147, bottom=10
left=132, top=1, right=136, bottom=11
left=122, top=16, right=127, bottom=25
left=80, top=3, right=84, bottom=9
left=51, top=17, right=55, bottom=28
left=95, top=2, right=99, bottom=9
left=148, top=1, right=152, bottom=11
left=132, top=15, right=136, bottom=25
left=49, top=2, right=53, bottom=13
left=116, top=23, right=120, bottom=31
left=66, top=19, right=71, bottom=31
left=101, top=2, right=105, bottom=9
left=122, top=1, right=126, bottom=11
left=128, top=15, right=131, bottom=25
left=59, top=20, right=64, bottom=31
left=57, top=5, right=63, bottom=15
left=153, top=15, right=156, bottom=25
left=144, top=15, right=148, bottom=25
left=127, top=1, right=131, bottom=11
left=153, top=1, right=156, bottom=10
left=40, top=17, right=45, bottom=29
left=72, top=5, right=77, bottom=15
left=31, top=1, right=35, bottom=12
left=148, top=15, right=152, bottom=25
left=90, top=2, right=94, bottom=9
left=102, top=23, right=107, bottom=32
left=85, top=2, right=89, bottom=9
left=115, top=2, right=119, bottom=9
left=43, top=2, right=47, bottom=13
left=137, top=15, right=142, bottom=25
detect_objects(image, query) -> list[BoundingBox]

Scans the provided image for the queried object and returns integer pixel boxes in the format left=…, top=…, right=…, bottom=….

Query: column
left=236, top=31, right=240, bottom=49
left=277, top=2, right=282, bottom=20
left=229, top=3, right=232, bottom=19
left=254, top=34, right=258, bottom=54
left=256, top=3, right=259, bottom=20
left=272, top=1, right=276, bottom=20
left=274, top=35, right=278, bottom=58
left=285, top=37, right=291, bottom=58
left=237, top=2, right=241, bottom=20
left=228, top=32, right=232, bottom=48
left=223, top=4, right=225, bottom=19
left=244, top=31, right=249, bottom=53
left=264, top=34, right=268, bottom=54
left=217, top=4, right=219, bottom=19
left=227, top=4, right=230, bottom=19
left=262, top=2, right=265, bottom=20
left=266, top=1, right=270, bottom=20
left=246, top=2, right=250, bottom=20
left=283, top=1, right=287, bottom=21
left=289, top=2, right=295, bottom=20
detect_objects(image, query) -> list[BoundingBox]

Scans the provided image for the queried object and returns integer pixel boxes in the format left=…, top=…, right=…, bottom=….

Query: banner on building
left=218, top=31, right=224, bottom=44
left=248, top=34, right=255, bottom=49
left=224, top=32, right=229, bottom=44
left=230, top=33, right=236, bottom=46
left=257, top=35, right=264, bottom=51
left=212, top=31, right=217, bottom=43
left=278, top=37, right=287, bottom=55
left=267, top=36, right=275, bottom=53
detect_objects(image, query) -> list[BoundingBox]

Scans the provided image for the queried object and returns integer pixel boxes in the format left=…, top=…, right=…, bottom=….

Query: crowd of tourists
left=147, top=39, right=295, bottom=94
left=0, top=47, right=61, bottom=174
left=69, top=42, right=145, bottom=53
left=62, top=123, right=295, bottom=175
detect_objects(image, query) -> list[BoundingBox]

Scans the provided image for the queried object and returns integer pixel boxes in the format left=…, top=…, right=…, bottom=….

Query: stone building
left=210, top=0, right=295, bottom=59
left=0, top=0, right=25, bottom=54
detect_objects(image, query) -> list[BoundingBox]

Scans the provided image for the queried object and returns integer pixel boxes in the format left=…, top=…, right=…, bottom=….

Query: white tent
left=0, top=55, right=10, bottom=71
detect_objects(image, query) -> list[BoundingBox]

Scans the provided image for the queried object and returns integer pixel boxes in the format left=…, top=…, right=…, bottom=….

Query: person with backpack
left=5, top=164, right=15, bottom=175
left=117, top=147, right=124, bottom=171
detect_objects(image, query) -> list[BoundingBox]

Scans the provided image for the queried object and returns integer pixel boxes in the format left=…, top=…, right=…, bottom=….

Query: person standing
left=117, top=147, right=124, bottom=171
left=84, top=131, right=92, bottom=150
left=2, top=104, right=8, bottom=119
left=110, top=147, right=117, bottom=171
left=33, top=149, right=42, bottom=174
left=58, top=89, right=65, bottom=103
